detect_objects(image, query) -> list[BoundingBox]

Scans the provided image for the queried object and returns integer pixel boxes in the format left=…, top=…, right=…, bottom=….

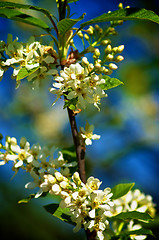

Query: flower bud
left=106, top=54, right=114, bottom=61
left=72, top=172, right=81, bottom=184
left=117, top=45, right=124, bottom=53
left=88, top=63, right=94, bottom=72
left=84, top=33, right=89, bottom=40
left=94, top=48, right=100, bottom=57
left=99, top=66, right=106, bottom=73
left=101, top=39, right=110, bottom=46
left=109, top=63, right=118, bottom=70
left=103, top=68, right=109, bottom=74
left=47, top=174, right=56, bottom=184
left=82, top=57, right=89, bottom=65
left=95, top=62, right=101, bottom=69
left=114, top=55, right=124, bottom=62
left=104, top=44, right=112, bottom=53
left=77, top=31, right=83, bottom=38
left=87, top=27, right=94, bottom=35
left=69, top=39, right=74, bottom=46
left=118, top=3, right=123, bottom=8
left=112, top=47, right=118, bottom=53
left=55, top=172, right=64, bottom=182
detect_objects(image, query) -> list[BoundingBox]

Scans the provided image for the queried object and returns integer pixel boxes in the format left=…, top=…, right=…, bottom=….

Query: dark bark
left=67, top=107, right=86, bottom=184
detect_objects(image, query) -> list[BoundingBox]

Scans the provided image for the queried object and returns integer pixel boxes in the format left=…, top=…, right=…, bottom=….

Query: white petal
left=35, top=189, right=43, bottom=198
left=14, top=160, right=23, bottom=168
left=0, top=160, right=6, bottom=165
left=85, top=138, right=92, bottom=145
left=97, top=231, right=104, bottom=240
left=11, top=144, right=21, bottom=153
left=27, top=155, right=34, bottom=163
left=89, top=209, right=95, bottom=218
left=25, top=181, right=37, bottom=189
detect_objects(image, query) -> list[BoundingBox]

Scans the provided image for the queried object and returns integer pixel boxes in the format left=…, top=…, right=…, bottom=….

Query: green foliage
left=0, top=1, right=53, bottom=19
left=16, top=67, right=40, bottom=81
left=62, top=146, right=78, bottom=174
left=0, top=7, right=50, bottom=31
left=44, top=203, right=75, bottom=225
left=80, top=8, right=159, bottom=29
left=67, top=0, right=79, bottom=3
left=111, top=183, right=135, bottom=200
left=111, top=211, right=153, bottom=223
left=57, top=14, right=85, bottom=35
left=63, top=97, right=78, bottom=110
left=99, top=76, right=124, bottom=91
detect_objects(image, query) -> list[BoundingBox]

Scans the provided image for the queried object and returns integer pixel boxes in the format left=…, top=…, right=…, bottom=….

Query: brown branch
left=67, top=107, right=86, bottom=184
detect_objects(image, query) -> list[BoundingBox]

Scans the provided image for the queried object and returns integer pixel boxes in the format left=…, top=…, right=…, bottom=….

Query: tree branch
left=67, top=107, right=86, bottom=184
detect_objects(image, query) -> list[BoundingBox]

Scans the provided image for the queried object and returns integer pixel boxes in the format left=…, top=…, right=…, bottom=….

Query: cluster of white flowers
left=50, top=36, right=124, bottom=111
left=80, top=121, right=100, bottom=145
left=109, top=189, right=156, bottom=240
left=0, top=35, right=58, bottom=88
left=0, top=135, right=77, bottom=197
left=58, top=172, right=114, bottom=240
left=0, top=134, right=156, bottom=240
left=0, top=135, right=114, bottom=240
left=50, top=62, right=107, bottom=110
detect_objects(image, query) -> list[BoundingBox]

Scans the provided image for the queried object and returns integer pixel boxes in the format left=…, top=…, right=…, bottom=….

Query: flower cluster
left=112, top=189, right=156, bottom=217
left=50, top=62, right=107, bottom=110
left=50, top=32, right=124, bottom=111
left=0, top=35, right=58, bottom=88
left=109, top=189, right=156, bottom=240
left=0, top=134, right=156, bottom=240
left=0, top=135, right=77, bottom=197
left=0, top=135, right=114, bottom=240
left=58, top=172, right=114, bottom=240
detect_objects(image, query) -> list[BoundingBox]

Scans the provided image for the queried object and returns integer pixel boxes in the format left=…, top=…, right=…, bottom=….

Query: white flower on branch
left=80, top=121, right=100, bottom=146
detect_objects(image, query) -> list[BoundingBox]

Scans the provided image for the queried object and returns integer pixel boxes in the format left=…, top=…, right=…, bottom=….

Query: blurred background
left=0, top=0, right=159, bottom=239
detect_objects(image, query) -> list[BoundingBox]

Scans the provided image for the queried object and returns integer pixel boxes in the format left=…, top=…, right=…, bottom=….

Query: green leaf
left=62, top=146, right=77, bottom=174
left=44, top=203, right=75, bottom=225
left=80, top=8, right=159, bottom=29
left=18, top=194, right=35, bottom=204
left=111, top=211, right=153, bottom=222
left=63, top=97, right=78, bottom=110
left=0, top=1, right=55, bottom=23
left=57, top=13, right=85, bottom=35
left=111, top=183, right=135, bottom=200
left=99, top=76, right=124, bottom=91
left=16, top=66, right=40, bottom=81
left=124, top=228, right=154, bottom=237
left=0, top=8, right=50, bottom=31
left=67, top=0, right=79, bottom=3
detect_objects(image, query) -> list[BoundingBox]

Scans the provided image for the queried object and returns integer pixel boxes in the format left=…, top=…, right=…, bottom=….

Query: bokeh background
left=0, top=0, right=159, bottom=239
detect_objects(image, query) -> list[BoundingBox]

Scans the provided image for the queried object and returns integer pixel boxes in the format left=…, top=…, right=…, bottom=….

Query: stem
left=67, top=107, right=86, bottom=184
